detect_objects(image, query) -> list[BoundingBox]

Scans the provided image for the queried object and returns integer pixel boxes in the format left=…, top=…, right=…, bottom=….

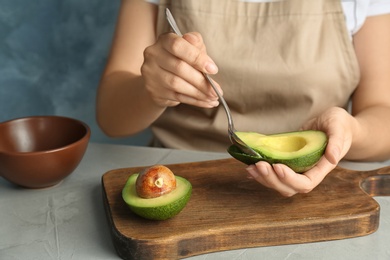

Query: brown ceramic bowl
left=0, top=116, right=90, bottom=188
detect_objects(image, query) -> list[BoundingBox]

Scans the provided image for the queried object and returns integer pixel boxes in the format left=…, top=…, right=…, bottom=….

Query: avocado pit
left=136, top=165, right=176, bottom=199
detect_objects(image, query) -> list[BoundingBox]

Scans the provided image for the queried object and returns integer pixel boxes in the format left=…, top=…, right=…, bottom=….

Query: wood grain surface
left=101, top=158, right=390, bottom=260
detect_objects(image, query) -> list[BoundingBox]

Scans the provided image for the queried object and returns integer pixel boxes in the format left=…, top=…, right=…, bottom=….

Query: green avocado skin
left=227, top=145, right=265, bottom=165
left=227, top=142, right=327, bottom=173
left=128, top=187, right=192, bottom=220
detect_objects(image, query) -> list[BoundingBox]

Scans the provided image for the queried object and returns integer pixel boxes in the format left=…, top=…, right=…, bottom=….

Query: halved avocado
left=122, top=174, right=192, bottom=220
left=227, top=130, right=327, bottom=173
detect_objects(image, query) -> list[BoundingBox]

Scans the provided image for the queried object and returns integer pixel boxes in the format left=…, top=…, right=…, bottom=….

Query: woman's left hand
left=245, top=107, right=357, bottom=197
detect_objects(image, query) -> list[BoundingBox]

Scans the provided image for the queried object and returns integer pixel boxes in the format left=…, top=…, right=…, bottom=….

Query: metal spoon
left=165, top=8, right=260, bottom=157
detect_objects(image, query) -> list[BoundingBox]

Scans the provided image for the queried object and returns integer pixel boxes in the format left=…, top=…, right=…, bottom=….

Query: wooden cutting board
left=101, top=158, right=390, bottom=260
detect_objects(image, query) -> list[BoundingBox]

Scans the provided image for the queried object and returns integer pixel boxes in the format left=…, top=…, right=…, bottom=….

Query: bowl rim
left=0, top=115, right=91, bottom=156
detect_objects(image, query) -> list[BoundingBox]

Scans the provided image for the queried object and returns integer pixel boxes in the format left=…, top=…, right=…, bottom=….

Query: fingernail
left=205, top=62, right=218, bottom=74
left=256, top=161, right=269, bottom=176
left=246, top=166, right=259, bottom=179
left=332, top=147, right=341, bottom=162
left=273, top=164, right=285, bottom=178
left=209, top=100, right=219, bottom=107
left=184, top=32, right=198, bottom=43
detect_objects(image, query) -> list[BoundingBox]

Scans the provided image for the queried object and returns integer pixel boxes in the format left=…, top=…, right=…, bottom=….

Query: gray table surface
left=1, top=142, right=390, bottom=260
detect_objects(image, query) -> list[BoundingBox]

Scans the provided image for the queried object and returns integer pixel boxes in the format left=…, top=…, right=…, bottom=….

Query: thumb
left=183, top=32, right=218, bottom=74
left=325, top=143, right=341, bottom=165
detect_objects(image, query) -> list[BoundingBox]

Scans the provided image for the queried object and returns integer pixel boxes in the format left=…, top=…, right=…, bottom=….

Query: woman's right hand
left=141, top=32, right=222, bottom=108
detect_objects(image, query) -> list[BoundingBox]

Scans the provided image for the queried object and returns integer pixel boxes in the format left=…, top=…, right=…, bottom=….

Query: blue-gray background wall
left=0, top=0, right=152, bottom=146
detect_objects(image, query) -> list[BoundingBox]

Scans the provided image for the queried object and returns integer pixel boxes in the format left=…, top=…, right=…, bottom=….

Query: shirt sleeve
left=368, top=0, right=390, bottom=16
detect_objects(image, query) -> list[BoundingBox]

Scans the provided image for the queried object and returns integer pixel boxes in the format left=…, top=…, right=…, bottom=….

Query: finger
left=173, top=92, right=220, bottom=108
left=324, top=124, right=351, bottom=165
left=158, top=68, right=220, bottom=106
left=158, top=49, right=221, bottom=100
left=324, top=140, right=341, bottom=165
left=146, top=36, right=220, bottom=100
left=301, top=117, right=317, bottom=131
left=161, top=33, right=224, bottom=99
left=303, top=153, right=338, bottom=184
left=182, top=33, right=224, bottom=97
left=163, top=32, right=218, bottom=74
left=272, top=164, right=315, bottom=194
left=301, top=109, right=351, bottom=165
left=143, top=49, right=220, bottom=105
left=182, top=32, right=219, bottom=74
left=247, top=162, right=297, bottom=196
left=147, top=71, right=220, bottom=108
left=246, top=164, right=272, bottom=188
left=183, top=32, right=206, bottom=52
left=272, top=154, right=337, bottom=194
left=147, top=81, right=219, bottom=108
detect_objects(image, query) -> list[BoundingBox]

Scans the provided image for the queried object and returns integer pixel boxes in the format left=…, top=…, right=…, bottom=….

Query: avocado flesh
left=122, top=174, right=192, bottom=220
left=228, top=130, right=327, bottom=173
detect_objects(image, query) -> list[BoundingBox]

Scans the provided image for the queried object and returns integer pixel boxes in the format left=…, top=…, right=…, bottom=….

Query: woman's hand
left=245, top=107, right=357, bottom=197
left=141, top=31, right=222, bottom=108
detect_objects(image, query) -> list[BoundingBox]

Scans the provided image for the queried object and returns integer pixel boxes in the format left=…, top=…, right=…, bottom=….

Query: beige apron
left=151, top=0, right=360, bottom=152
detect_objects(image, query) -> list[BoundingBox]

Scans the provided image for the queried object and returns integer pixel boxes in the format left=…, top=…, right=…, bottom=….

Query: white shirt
left=145, top=0, right=390, bottom=35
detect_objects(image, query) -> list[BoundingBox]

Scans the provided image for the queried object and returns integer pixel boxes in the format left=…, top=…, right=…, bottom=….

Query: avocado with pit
left=122, top=173, right=192, bottom=220
left=227, top=130, right=327, bottom=173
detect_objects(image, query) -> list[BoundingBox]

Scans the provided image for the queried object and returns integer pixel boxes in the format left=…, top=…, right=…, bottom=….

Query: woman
left=96, top=0, right=390, bottom=196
